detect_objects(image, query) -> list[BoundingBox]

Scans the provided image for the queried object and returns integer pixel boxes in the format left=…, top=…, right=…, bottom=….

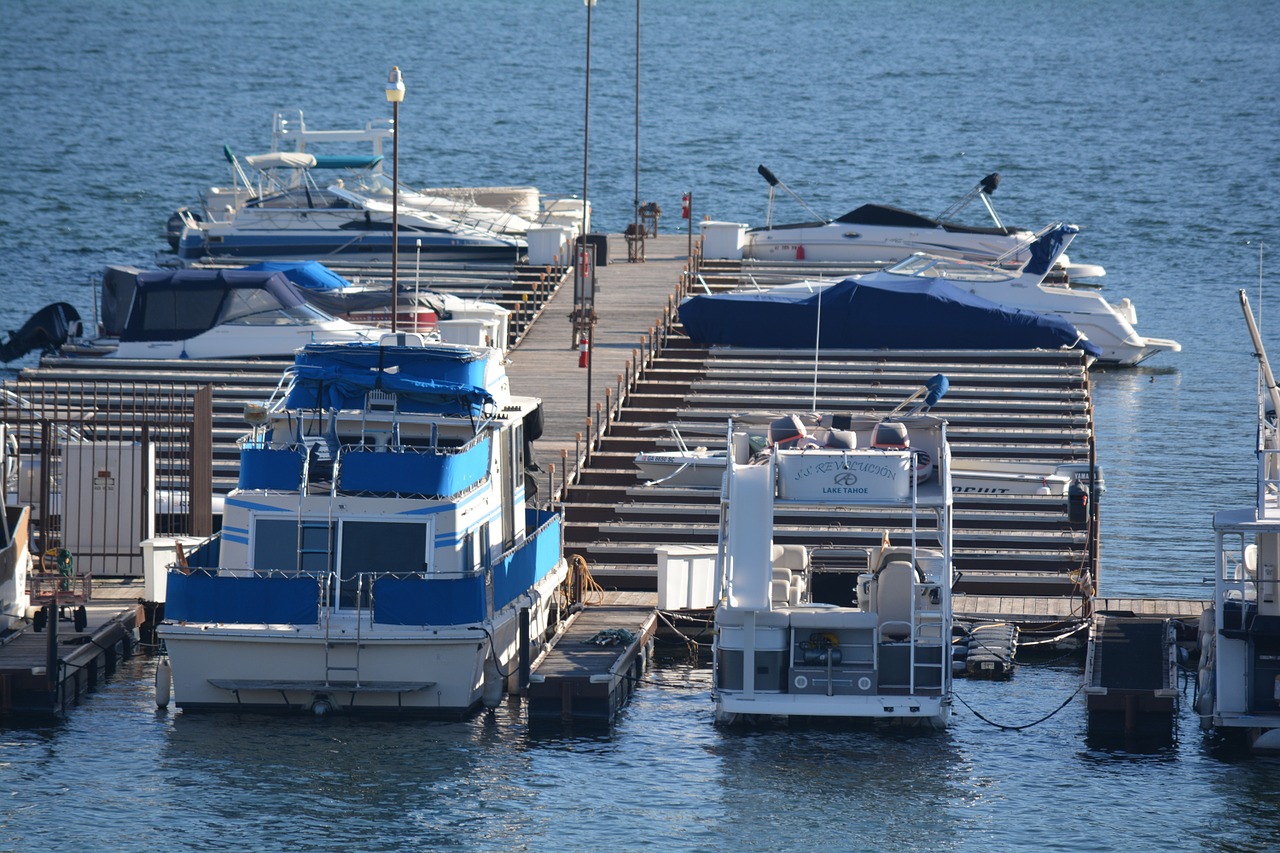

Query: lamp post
left=385, top=66, right=405, bottom=333
left=582, top=0, right=595, bottom=418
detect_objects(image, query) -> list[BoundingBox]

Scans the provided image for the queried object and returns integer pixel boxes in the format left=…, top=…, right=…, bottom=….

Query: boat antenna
left=757, top=164, right=825, bottom=229
left=936, top=172, right=1004, bottom=229
left=812, top=286, right=822, bottom=412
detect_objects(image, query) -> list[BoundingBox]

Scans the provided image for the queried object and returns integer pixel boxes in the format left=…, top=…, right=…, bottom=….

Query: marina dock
left=1, top=230, right=1209, bottom=724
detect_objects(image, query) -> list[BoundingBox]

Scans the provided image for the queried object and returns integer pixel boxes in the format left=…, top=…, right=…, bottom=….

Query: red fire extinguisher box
left=574, top=233, right=609, bottom=267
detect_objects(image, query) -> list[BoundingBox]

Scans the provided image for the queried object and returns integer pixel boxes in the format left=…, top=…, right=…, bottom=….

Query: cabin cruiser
left=707, top=224, right=1177, bottom=367
left=711, top=411, right=954, bottom=725
left=1196, top=291, right=1280, bottom=751
left=174, top=182, right=527, bottom=267
left=60, top=268, right=385, bottom=360
left=168, top=110, right=587, bottom=256
left=156, top=337, right=567, bottom=715
left=743, top=167, right=1105, bottom=278
left=679, top=241, right=1102, bottom=361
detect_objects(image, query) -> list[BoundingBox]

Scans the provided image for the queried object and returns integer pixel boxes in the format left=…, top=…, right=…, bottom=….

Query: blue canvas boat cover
left=244, top=260, right=350, bottom=292
left=678, top=277, right=1101, bottom=357
left=119, top=269, right=312, bottom=343
left=285, top=342, right=496, bottom=416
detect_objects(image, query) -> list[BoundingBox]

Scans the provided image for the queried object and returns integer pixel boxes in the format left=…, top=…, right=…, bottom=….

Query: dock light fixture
left=386, top=66, right=405, bottom=333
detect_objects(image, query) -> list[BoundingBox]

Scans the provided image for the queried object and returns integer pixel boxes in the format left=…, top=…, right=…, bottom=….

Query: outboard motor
left=0, top=302, right=82, bottom=362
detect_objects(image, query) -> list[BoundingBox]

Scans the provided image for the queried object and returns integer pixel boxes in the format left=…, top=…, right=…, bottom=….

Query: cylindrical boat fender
left=155, top=658, right=172, bottom=708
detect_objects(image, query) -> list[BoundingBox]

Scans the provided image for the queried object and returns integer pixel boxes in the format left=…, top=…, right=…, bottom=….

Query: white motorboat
left=636, top=375, right=1102, bottom=499
left=733, top=224, right=1178, bottom=367
left=710, top=411, right=954, bottom=726
left=70, top=268, right=386, bottom=360
left=169, top=110, right=588, bottom=258
left=1195, top=291, right=1280, bottom=751
left=743, top=167, right=1104, bottom=278
left=174, top=182, right=527, bottom=267
left=156, top=336, right=568, bottom=716
left=637, top=439, right=1095, bottom=497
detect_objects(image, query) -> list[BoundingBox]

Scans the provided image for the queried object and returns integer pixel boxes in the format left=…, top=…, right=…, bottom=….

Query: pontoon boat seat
left=771, top=578, right=791, bottom=606
left=876, top=560, right=916, bottom=640
left=769, top=414, right=807, bottom=448
left=871, top=421, right=909, bottom=449
left=824, top=429, right=856, bottom=449
left=772, top=544, right=809, bottom=573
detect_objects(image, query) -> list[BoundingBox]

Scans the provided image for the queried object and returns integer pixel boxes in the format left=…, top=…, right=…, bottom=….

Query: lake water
left=2, top=0, right=1280, bottom=850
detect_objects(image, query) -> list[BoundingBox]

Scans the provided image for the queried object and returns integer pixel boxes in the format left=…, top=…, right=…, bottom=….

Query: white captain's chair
left=771, top=544, right=808, bottom=606
left=876, top=560, right=917, bottom=641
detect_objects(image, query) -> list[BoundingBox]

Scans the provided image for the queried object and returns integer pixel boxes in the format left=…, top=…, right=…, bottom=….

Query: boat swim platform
left=527, top=590, right=657, bottom=724
left=0, top=586, right=141, bottom=719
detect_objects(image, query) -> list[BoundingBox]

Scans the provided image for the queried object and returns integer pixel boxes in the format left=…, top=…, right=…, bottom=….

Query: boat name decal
left=789, top=458, right=899, bottom=482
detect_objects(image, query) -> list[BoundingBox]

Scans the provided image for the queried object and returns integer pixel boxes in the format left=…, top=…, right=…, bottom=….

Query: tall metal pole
left=583, top=0, right=594, bottom=419
left=634, top=0, right=640, bottom=239
left=386, top=66, right=406, bottom=334
left=391, top=98, right=399, bottom=334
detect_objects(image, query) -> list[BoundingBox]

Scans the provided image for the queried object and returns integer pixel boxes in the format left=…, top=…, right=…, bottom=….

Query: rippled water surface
left=2, top=0, right=1280, bottom=849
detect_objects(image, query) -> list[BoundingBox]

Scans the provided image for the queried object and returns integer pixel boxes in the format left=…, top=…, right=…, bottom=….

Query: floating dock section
left=1083, top=613, right=1179, bottom=735
left=0, top=599, right=140, bottom=718
left=527, top=591, right=657, bottom=723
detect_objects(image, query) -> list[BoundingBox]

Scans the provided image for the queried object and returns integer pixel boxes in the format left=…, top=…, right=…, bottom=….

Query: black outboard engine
left=0, top=302, right=82, bottom=362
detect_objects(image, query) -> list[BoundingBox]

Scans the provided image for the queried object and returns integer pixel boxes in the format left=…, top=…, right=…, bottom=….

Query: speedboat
left=156, top=337, right=568, bottom=716
left=168, top=110, right=587, bottom=256
left=241, top=261, right=512, bottom=348
left=850, top=224, right=1177, bottom=366
left=1195, top=291, right=1280, bottom=751
left=174, top=182, right=527, bottom=267
left=711, top=410, right=954, bottom=726
left=70, top=268, right=386, bottom=360
left=742, top=167, right=1103, bottom=277
left=705, top=224, right=1178, bottom=367
left=678, top=250, right=1102, bottom=360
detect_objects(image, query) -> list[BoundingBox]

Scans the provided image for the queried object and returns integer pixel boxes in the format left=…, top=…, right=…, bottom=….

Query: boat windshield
left=885, top=254, right=1016, bottom=283
left=219, top=289, right=336, bottom=326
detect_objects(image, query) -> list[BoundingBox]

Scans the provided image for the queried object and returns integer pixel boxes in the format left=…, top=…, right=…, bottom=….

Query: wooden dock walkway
left=507, top=234, right=692, bottom=466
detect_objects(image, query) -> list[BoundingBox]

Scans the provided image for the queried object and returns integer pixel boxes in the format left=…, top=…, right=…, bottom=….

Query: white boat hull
left=160, top=566, right=564, bottom=715
left=744, top=222, right=1033, bottom=266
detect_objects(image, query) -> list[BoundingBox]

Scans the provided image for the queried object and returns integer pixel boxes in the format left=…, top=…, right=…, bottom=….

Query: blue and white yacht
left=158, top=336, right=567, bottom=716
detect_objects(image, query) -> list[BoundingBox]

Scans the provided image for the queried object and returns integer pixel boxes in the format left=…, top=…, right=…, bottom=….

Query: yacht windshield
left=885, top=254, right=1015, bottom=282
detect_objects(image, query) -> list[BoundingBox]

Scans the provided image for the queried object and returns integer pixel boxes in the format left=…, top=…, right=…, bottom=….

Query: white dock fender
left=155, top=658, right=172, bottom=709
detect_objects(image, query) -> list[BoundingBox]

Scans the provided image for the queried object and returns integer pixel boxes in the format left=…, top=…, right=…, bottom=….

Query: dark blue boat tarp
left=119, top=269, right=312, bottom=343
left=284, top=342, right=495, bottom=416
left=678, top=277, right=1101, bottom=357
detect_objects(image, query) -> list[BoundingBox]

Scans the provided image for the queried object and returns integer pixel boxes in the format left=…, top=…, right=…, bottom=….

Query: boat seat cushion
left=876, top=560, right=916, bottom=640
